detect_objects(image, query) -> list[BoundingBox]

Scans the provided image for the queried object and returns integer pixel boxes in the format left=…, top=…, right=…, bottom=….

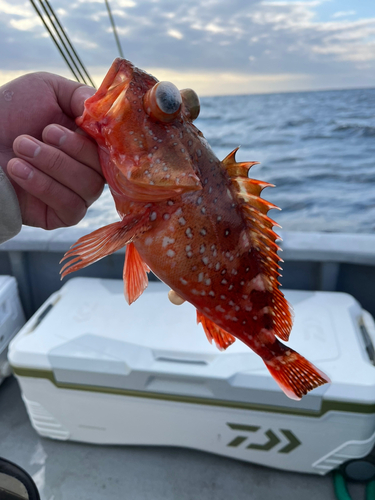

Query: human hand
left=0, top=72, right=104, bottom=230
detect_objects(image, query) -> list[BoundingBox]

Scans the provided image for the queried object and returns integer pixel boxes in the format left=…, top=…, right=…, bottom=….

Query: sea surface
left=79, top=88, right=375, bottom=233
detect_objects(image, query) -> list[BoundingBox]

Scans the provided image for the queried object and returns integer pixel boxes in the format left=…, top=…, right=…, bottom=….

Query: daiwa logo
left=226, top=423, right=301, bottom=454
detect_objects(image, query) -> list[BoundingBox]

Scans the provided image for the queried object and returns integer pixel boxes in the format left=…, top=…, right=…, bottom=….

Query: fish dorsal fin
left=222, top=148, right=293, bottom=343
left=123, top=242, right=150, bottom=305
left=60, top=210, right=151, bottom=279
left=197, top=310, right=236, bottom=351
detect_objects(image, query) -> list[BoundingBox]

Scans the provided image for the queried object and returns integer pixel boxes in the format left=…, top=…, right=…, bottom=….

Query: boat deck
left=0, top=376, right=366, bottom=500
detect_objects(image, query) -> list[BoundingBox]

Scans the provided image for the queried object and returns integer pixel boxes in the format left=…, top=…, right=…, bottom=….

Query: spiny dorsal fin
left=223, top=147, right=259, bottom=178
left=222, top=147, right=293, bottom=342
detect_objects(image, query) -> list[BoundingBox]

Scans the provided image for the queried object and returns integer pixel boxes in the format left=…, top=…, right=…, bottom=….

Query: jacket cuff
left=0, top=166, right=22, bottom=244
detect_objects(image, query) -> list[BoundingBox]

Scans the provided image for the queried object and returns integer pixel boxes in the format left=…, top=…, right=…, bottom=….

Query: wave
left=333, top=124, right=375, bottom=137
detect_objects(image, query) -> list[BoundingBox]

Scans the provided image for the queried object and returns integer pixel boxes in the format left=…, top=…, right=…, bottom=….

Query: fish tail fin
left=60, top=212, right=150, bottom=279
left=263, top=341, right=330, bottom=400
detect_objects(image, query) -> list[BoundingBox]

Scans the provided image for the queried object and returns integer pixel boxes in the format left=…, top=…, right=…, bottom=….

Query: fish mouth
left=76, top=58, right=157, bottom=126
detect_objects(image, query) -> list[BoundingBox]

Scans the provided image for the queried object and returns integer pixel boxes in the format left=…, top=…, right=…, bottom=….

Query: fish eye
left=144, top=81, right=182, bottom=122
left=180, top=88, right=200, bottom=121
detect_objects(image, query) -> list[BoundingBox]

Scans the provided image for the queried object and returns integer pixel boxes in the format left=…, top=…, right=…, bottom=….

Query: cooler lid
left=8, top=277, right=375, bottom=412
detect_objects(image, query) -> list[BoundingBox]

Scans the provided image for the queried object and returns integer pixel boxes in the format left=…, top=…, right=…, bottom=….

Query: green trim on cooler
left=11, top=366, right=375, bottom=418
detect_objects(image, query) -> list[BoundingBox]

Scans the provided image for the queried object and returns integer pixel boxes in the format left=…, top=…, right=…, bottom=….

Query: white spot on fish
left=200, top=245, right=206, bottom=254
left=163, top=213, right=170, bottom=220
left=249, top=274, right=266, bottom=292
left=209, top=291, right=215, bottom=297
left=215, top=263, right=220, bottom=271
left=198, top=272, right=204, bottom=282
left=167, top=200, right=174, bottom=206
left=215, top=305, right=226, bottom=313
left=217, top=216, right=222, bottom=222
left=162, top=237, right=175, bottom=248
left=179, top=217, right=186, bottom=226
left=186, top=228, right=193, bottom=239
left=202, top=257, right=209, bottom=265
left=145, top=237, right=154, bottom=246
left=200, top=229, right=207, bottom=236
left=167, top=249, right=175, bottom=257
left=201, top=207, right=206, bottom=214
left=205, top=278, right=211, bottom=285
left=180, top=278, right=188, bottom=285
left=150, top=212, right=157, bottom=221
left=197, top=197, right=202, bottom=205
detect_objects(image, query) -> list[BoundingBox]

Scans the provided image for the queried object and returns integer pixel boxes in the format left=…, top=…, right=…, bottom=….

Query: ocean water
left=79, top=88, right=375, bottom=233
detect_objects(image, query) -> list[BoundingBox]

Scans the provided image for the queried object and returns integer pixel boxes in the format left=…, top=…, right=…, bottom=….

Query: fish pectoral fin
left=60, top=211, right=151, bottom=279
left=197, top=310, right=236, bottom=351
left=123, top=242, right=150, bottom=305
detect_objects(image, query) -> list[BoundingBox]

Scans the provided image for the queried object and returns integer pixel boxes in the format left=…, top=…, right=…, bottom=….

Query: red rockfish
left=61, top=58, right=330, bottom=400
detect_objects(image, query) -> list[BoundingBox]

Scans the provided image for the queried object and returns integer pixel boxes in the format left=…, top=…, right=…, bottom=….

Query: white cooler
left=0, top=275, right=25, bottom=384
left=8, top=277, right=375, bottom=475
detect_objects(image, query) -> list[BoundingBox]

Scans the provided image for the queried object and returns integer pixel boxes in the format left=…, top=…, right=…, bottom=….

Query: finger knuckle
left=48, top=150, right=65, bottom=175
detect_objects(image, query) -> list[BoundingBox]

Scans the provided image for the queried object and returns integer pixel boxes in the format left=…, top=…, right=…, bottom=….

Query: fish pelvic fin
left=60, top=211, right=151, bottom=279
left=222, top=147, right=293, bottom=342
left=263, top=340, right=330, bottom=400
left=123, top=242, right=150, bottom=305
left=197, top=310, right=236, bottom=351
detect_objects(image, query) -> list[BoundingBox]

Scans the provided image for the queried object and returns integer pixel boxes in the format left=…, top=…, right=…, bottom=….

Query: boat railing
left=1, top=226, right=374, bottom=319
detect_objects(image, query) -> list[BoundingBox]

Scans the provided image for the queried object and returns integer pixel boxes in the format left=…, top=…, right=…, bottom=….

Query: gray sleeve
left=0, top=166, right=22, bottom=244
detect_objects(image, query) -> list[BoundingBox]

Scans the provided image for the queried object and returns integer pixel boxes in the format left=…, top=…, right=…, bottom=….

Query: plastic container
left=0, top=276, right=25, bottom=383
left=8, top=277, right=375, bottom=474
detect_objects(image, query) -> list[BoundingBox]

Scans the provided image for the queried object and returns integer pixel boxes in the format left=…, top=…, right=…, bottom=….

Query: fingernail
left=9, top=160, right=33, bottom=180
left=17, top=137, right=41, bottom=158
left=45, top=125, right=67, bottom=147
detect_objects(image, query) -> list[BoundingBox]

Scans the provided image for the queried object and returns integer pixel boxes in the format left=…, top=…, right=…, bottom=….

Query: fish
left=60, top=58, right=330, bottom=400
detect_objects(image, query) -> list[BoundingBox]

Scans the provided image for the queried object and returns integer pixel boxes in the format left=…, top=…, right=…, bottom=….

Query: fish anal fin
left=197, top=310, right=236, bottom=351
left=60, top=211, right=151, bottom=279
left=263, top=341, right=330, bottom=400
left=123, top=242, right=150, bottom=305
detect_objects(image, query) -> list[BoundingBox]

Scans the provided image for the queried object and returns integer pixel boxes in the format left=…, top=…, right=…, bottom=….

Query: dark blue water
left=82, top=88, right=375, bottom=233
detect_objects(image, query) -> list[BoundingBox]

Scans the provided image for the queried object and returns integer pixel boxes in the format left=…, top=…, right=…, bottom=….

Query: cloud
left=0, top=0, right=374, bottom=95
left=332, top=10, right=356, bottom=18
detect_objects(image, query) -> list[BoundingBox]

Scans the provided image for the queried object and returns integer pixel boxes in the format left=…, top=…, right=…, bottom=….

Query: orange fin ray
left=123, top=242, right=150, bottom=305
left=222, top=147, right=259, bottom=177
left=233, top=177, right=275, bottom=197
left=264, top=341, right=330, bottom=400
left=197, top=310, right=236, bottom=351
left=60, top=212, right=151, bottom=279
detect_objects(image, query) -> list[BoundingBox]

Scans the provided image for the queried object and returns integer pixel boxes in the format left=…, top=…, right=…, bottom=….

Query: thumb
left=70, top=85, right=96, bottom=118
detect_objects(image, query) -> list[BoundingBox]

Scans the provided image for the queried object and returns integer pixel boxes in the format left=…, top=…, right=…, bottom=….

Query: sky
left=0, top=0, right=374, bottom=96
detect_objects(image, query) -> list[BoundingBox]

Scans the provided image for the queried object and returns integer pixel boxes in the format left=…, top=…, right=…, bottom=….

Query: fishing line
left=29, top=0, right=95, bottom=88
left=29, top=0, right=81, bottom=82
left=42, top=0, right=95, bottom=87
left=104, top=0, right=124, bottom=58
